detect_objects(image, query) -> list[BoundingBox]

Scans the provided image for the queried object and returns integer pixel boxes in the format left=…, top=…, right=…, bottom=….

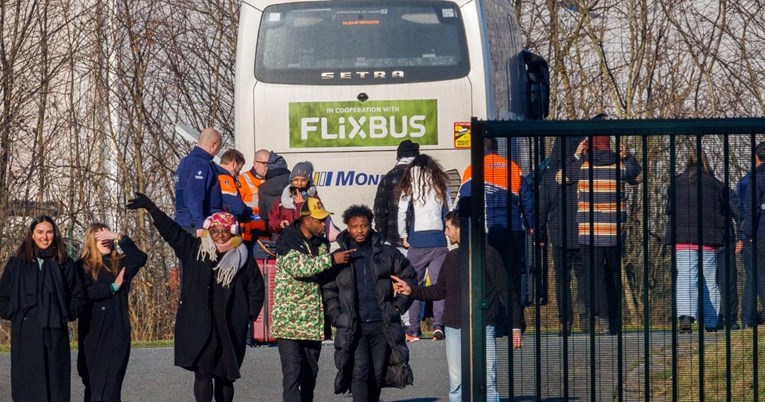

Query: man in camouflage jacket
left=272, top=198, right=353, bottom=402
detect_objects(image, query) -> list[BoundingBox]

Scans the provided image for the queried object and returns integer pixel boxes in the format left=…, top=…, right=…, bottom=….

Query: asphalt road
left=0, top=339, right=449, bottom=402
left=0, top=331, right=711, bottom=401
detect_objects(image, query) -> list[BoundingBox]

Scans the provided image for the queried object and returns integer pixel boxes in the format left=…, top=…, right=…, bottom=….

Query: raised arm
left=127, top=192, right=198, bottom=261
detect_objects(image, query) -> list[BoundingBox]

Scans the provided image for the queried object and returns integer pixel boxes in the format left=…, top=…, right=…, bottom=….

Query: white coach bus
left=234, top=0, right=549, bottom=217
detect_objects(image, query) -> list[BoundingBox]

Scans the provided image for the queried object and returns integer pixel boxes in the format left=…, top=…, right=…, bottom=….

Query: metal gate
left=461, top=118, right=765, bottom=401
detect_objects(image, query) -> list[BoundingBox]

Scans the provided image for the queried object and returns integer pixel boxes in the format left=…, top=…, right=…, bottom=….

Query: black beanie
left=396, top=140, right=420, bottom=159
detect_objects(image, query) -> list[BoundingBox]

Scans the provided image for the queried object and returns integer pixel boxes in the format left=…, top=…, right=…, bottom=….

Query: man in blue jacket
left=738, top=141, right=765, bottom=328
left=174, top=127, right=223, bottom=236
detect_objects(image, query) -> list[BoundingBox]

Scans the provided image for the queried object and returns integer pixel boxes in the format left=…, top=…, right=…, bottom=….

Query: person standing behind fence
left=397, top=154, right=452, bottom=342
left=459, top=137, right=535, bottom=332
left=538, top=137, right=587, bottom=335
left=0, top=215, right=86, bottom=401
left=127, top=193, right=265, bottom=402
left=561, top=136, right=641, bottom=335
left=665, top=151, right=729, bottom=333
left=271, top=197, right=355, bottom=402
left=322, top=205, right=416, bottom=401
left=76, top=223, right=147, bottom=401
left=392, top=210, right=523, bottom=402
left=175, top=127, right=223, bottom=236
left=739, top=141, right=765, bottom=328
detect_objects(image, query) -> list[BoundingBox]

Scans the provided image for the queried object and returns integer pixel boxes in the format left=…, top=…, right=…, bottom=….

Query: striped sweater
left=564, top=150, right=641, bottom=246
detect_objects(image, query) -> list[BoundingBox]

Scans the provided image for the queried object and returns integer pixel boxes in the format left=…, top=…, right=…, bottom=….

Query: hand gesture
left=390, top=275, right=412, bottom=295
left=114, top=268, right=126, bottom=289
left=619, top=143, right=630, bottom=160
left=94, top=229, right=120, bottom=244
left=333, top=249, right=356, bottom=265
left=575, top=139, right=588, bottom=157
left=512, top=329, right=523, bottom=349
left=127, top=192, right=156, bottom=211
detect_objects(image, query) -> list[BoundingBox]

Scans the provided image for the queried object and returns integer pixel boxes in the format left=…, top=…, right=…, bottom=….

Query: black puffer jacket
left=321, top=230, right=417, bottom=394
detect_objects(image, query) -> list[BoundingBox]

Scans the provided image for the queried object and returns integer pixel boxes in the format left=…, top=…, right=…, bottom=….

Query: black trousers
left=742, top=240, right=765, bottom=326
left=553, top=246, right=586, bottom=324
left=351, top=321, right=389, bottom=402
left=580, top=245, right=621, bottom=330
left=488, top=230, right=527, bottom=332
left=277, top=338, right=322, bottom=402
left=716, top=244, right=739, bottom=326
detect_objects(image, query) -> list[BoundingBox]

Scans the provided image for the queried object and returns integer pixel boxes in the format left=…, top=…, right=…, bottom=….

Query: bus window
left=255, top=0, right=470, bottom=85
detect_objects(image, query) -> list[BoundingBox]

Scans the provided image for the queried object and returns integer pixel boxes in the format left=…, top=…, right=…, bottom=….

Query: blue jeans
left=676, top=249, right=720, bottom=328
left=444, top=325, right=498, bottom=402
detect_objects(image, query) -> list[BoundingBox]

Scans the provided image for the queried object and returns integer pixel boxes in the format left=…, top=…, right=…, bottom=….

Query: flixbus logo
left=290, top=100, right=438, bottom=148
left=313, top=171, right=384, bottom=187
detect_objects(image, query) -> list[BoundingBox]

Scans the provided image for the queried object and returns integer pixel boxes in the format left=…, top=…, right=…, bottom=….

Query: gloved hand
left=127, top=192, right=156, bottom=211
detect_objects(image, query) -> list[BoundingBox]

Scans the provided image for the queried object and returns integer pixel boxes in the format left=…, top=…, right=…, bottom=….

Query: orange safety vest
left=238, top=170, right=266, bottom=241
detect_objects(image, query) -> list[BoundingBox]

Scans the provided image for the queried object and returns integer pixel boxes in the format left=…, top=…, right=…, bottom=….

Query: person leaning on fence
left=392, top=210, right=523, bottom=402
left=558, top=135, right=641, bottom=335
left=76, top=223, right=147, bottom=401
left=0, top=215, right=86, bottom=401
left=271, top=197, right=355, bottom=402
left=322, top=204, right=416, bottom=401
left=665, top=151, right=731, bottom=333
left=739, top=141, right=765, bottom=329
left=127, top=193, right=265, bottom=402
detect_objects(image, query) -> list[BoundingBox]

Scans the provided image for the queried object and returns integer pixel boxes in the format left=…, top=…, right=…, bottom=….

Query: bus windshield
left=255, top=0, right=470, bottom=85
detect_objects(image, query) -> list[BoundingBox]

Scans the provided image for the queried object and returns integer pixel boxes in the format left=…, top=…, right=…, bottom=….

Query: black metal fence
left=461, top=118, right=765, bottom=401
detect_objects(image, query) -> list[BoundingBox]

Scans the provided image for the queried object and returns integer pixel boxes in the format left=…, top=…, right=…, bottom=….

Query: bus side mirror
left=522, top=50, right=550, bottom=120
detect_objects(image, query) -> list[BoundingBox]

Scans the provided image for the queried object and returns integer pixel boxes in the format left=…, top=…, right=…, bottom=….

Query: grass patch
left=653, top=330, right=765, bottom=401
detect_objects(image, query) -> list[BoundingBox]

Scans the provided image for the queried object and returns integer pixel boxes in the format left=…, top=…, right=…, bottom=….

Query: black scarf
left=7, top=248, right=70, bottom=328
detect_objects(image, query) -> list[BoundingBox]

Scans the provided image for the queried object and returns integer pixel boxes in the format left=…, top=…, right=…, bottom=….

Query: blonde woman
left=76, top=223, right=147, bottom=401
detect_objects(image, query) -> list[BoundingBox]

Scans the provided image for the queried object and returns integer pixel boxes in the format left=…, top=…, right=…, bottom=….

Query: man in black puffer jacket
left=321, top=205, right=417, bottom=401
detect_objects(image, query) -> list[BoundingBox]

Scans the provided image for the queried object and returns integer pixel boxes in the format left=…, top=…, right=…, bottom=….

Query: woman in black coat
left=321, top=205, right=417, bottom=401
left=127, top=192, right=265, bottom=402
left=76, top=223, right=148, bottom=401
left=0, top=215, right=86, bottom=401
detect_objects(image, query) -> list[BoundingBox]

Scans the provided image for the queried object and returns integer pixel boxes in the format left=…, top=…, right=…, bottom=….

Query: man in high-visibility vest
left=217, top=149, right=252, bottom=224
left=238, top=149, right=270, bottom=241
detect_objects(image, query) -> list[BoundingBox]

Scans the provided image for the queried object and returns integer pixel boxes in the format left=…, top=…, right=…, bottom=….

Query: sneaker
left=406, top=334, right=420, bottom=343
left=595, top=317, right=610, bottom=336
left=432, top=329, right=445, bottom=341
left=679, top=316, right=693, bottom=334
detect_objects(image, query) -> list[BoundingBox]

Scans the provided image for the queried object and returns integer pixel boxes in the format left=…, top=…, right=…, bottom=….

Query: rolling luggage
left=250, top=257, right=277, bottom=345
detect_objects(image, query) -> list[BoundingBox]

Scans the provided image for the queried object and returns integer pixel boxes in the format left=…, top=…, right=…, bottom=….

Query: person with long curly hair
left=0, top=215, right=85, bottom=401
left=396, top=154, right=453, bottom=342
left=76, top=223, right=147, bottom=401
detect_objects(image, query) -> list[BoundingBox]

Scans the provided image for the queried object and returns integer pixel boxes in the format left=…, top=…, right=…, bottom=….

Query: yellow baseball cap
left=300, top=197, right=333, bottom=220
